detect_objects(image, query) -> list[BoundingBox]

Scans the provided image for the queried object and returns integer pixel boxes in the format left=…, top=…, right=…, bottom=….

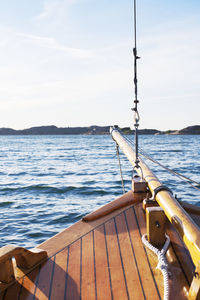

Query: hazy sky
left=0, top=0, right=199, bottom=130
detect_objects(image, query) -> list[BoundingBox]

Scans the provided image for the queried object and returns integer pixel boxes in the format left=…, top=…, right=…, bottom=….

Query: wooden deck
left=0, top=192, right=195, bottom=300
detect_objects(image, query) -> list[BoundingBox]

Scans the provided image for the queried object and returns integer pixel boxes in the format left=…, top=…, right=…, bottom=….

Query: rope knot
left=142, top=234, right=170, bottom=300
left=157, top=253, right=168, bottom=271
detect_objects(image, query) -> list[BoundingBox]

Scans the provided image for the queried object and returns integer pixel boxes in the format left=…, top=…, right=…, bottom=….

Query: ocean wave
left=8, top=172, right=27, bottom=176
left=0, top=134, right=199, bottom=249
left=48, top=212, right=83, bottom=225
left=0, top=201, right=13, bottom=207
left=0, top=184, right=111, bottom=197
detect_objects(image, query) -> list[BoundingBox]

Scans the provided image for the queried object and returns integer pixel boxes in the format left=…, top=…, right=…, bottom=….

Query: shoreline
left=0, top=125, right=199, bottom=135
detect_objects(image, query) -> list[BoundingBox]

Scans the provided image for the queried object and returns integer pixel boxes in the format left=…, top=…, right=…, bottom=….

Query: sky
left=0, top=0, right=199, bottom=131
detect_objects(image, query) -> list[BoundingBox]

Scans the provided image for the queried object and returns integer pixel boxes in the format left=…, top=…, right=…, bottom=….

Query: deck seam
left=48, top=255, right=56, bottom=300
left=132, top=206, right=161, bottom=300
left=103, top=223, right=113, bottom=300
left=45, top=204, right=136, bottom=261
left=124, top=210, right=146, bottom=300
left=92, top=230, right=97, bottom=300
left=17, top=274, right=24, bottom=300
left=33, top=265, right=41, bottom=300
left=114, top=217, right=130, bottom=300
left=170, top=239, right=191, bottom=286
left=64, top=247, right=69, bottom=300
left=80, top=237, right=82, bottom=300
left=3, top=290, right=7, bottom=300
left=2, top=288, right=7, bottom=300
left=8, top=204, right=138, bottom=292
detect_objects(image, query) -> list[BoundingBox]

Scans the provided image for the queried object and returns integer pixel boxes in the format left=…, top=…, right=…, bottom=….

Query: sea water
left=0, top=135, right=199, bottom=248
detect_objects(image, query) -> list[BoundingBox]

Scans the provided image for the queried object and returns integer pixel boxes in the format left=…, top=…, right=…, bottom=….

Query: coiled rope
left=142, top=234, right=171, bottom=300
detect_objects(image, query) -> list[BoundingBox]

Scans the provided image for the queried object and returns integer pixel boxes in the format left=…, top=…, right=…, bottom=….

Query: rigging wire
left=116, top=143, right=126, bottom=194
left=118, top=129, right=200, bottom=192
left=132, top=0, right=140, bottom=170
left=139, top=149, right=200, bottom=191
left=124, top=132, right=200, bottom=190
left=114, top=0, right=200, bottom=193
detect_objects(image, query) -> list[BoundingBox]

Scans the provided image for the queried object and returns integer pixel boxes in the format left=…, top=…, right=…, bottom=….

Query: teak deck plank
left=105, top=219, right=129, bottom=299
left=39, top=191, right=138, bottom=257
left=167, top=223, right=194, bottom=284
left=115, top=213, right=145, bottom=300
left=4, top=278, right=23, bottom=300
left=34, top=258, right=54, bottom=300
left=81, top=231, right=96, bottom=300
left=50, top=248, right=68, bottom=300
left=134, top=203, right=163, bottom=298
left=125, top=207, right=161, bottom=299
left=134, top=203, right=190, bottom=300
left=17, top=267, right=40, bottom=300
left=0, top=192, right=193, bottom=300
left=94, top=225, right=112, bottom=300
left=65, top=239, right=81, bottom=300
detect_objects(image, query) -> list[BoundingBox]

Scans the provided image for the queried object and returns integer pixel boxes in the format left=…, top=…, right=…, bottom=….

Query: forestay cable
left=132, top=0, right=140, bottom=170
left=116, top=143, right=126, bottom=194
left=120, top=131, right=200, bottom=191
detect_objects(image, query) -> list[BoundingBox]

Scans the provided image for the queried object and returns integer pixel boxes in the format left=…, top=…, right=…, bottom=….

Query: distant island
left=0, top=125, right=199, bottom=135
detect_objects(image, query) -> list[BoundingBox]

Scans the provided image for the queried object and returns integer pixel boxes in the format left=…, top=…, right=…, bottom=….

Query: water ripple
left=0, top=134, right=199, bottom=249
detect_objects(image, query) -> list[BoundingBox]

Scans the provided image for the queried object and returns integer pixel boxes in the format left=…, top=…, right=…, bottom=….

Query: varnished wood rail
left=0, top=245, right=47, bottom=283
left=111, top=128, right=200, bottom=267
left=82, top=190, right=146, bottom=222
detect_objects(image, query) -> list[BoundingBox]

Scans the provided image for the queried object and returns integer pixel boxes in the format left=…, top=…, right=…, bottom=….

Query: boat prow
left=0, top=186, right=199, bottom=299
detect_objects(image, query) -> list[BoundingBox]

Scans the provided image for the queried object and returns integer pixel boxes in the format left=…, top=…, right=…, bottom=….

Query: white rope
left=142, top=234, right=170, bottom=300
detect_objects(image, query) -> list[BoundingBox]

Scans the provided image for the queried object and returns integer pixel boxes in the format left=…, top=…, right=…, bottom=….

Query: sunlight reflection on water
left=0, top=134, right=199, bottom=248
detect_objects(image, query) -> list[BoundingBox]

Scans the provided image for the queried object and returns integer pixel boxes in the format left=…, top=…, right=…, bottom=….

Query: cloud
left=16, top=32, right=93, bottom=59
left=0, top=1, right=199, bottom=130
left=36, top=0, right=79, bottom=20
left=139, top=21, right=200, bottom=97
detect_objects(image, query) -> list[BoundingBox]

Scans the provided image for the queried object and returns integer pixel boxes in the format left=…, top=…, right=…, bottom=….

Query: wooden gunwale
left=111, top=128, right=200, bottom=267
left=38, top=191, right=145, bottom=257
left=0, top=191, right=145, bottom=293
left=0, top=191, right=196, bottom=299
